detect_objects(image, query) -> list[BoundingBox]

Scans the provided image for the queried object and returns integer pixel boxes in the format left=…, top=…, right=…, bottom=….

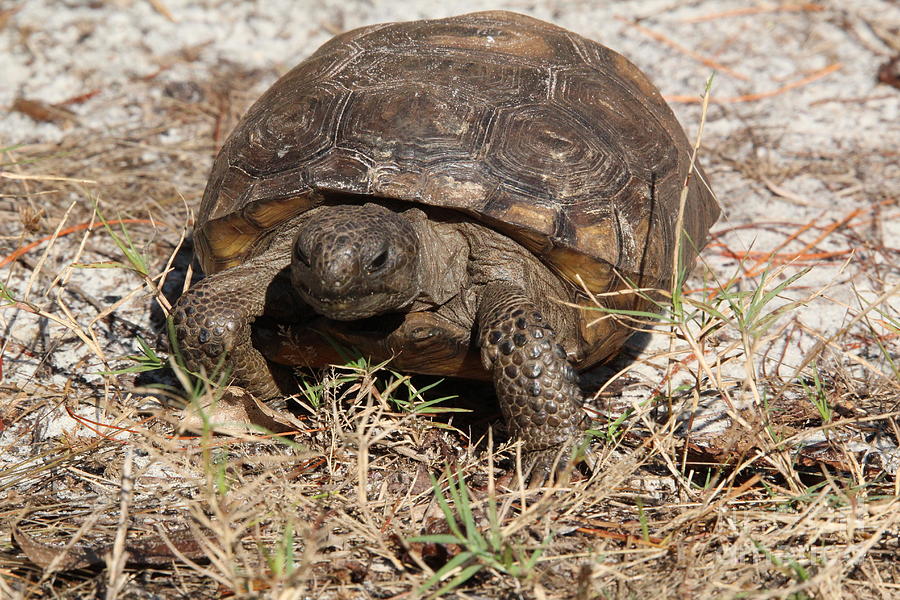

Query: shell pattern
left=195, top=11, right=720, bottom=362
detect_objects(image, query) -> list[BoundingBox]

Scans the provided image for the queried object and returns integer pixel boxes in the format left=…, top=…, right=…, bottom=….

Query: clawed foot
left=172, top=274, right=289, bottom=398
left=505, top=440, right=592, bottom=488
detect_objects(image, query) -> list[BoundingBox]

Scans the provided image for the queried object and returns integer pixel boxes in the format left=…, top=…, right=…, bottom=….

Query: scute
left=555, top=68, right=676, bottom=180
left=196, top=10, right=719, bottom=323
left=337, top=83, right=489, bottom=166
left=340, top=49, right=550, bottom=106
left=485, top=103, right=629, bottom=204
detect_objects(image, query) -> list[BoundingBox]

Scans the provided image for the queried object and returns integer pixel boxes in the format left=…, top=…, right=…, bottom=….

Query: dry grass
left=2, top=14, right=899, bottom=600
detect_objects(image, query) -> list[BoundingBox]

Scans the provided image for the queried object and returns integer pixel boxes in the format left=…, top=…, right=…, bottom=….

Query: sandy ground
left=0, top=1, right=899, bottom=596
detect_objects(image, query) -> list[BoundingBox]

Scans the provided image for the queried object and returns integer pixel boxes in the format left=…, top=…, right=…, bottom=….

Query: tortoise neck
left=405, top=209, right=470, bottom=311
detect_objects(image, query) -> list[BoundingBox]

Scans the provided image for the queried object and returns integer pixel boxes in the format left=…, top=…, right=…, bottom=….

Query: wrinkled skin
left=172, top=202, right=588, bottom=477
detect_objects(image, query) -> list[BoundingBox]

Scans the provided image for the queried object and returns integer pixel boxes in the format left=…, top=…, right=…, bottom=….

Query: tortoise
left=172, top=11, right=719, bottom=472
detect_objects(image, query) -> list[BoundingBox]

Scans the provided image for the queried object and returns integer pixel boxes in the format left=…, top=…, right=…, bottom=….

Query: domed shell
left=195, top=10, right=719, bottom=361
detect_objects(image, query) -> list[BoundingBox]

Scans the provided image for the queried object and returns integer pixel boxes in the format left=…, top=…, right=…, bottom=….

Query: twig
left=762, top=176, right=813, bottom=206
left=0, top=171, right=96, bottom=184
left=682, top=4, right=824, bottom=23
left=672, top=74, right=713, bottom=474
left=10, top=98, right=78, bottom=125
left=743, top=207, right=861, bottom=277
left=0, top=218, right=155, bottom=269
left=808, top=94, right=894, bottom=107
left=146, top=0, right=176, bottom=22
left=615, top=17, right=750, bottom=81
left=666, top=63, right=842, bottom=104
left=14, top=252, right=105, bottom=312
left=105, top=448, right=134, bottom=599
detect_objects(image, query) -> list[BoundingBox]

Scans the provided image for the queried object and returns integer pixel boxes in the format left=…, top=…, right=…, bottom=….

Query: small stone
left=499, top=340, right=514, bottom=355
left=513, top=333, right=527, bottom=346
left=504, top=365, right=518, bottom=378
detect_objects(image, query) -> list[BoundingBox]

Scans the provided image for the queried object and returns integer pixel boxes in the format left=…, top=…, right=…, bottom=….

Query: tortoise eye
left=294, top=245, right=311, bottom=267
left=367, top=249, right=389, bottom=273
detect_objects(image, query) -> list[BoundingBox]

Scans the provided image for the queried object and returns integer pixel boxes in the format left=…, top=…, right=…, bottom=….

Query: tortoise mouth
left=299, top=288, right=417, bottom=321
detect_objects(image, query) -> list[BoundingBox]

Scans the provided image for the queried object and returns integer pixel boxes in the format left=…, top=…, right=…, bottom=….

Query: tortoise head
left=291, top=203, right=421, bottom=320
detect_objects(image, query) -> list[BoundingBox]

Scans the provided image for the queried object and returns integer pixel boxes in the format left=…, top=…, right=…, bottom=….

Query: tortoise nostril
left=367, top=249, right=389, bottom=273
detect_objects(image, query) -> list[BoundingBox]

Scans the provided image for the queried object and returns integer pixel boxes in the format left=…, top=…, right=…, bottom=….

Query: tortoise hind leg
left=476, top=282, right=587, bottom=479
left=171, top=258, right=295, bottom=399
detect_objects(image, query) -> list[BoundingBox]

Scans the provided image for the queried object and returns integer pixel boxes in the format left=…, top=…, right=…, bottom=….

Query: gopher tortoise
left=172, top=11, right=719, bottom=472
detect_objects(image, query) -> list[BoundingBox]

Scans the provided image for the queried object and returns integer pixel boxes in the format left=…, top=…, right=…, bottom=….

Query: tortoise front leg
left=171, top=258, right=295, bottom=399
left=476, top=283, right=587, bottom=476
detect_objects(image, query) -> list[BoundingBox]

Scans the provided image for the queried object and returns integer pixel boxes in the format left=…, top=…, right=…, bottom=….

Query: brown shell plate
left=195, top=11, right=719, bottom=363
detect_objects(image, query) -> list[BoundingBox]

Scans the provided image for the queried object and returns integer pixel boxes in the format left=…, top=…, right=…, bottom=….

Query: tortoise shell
left=195, top=10, right=719, bottom=365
